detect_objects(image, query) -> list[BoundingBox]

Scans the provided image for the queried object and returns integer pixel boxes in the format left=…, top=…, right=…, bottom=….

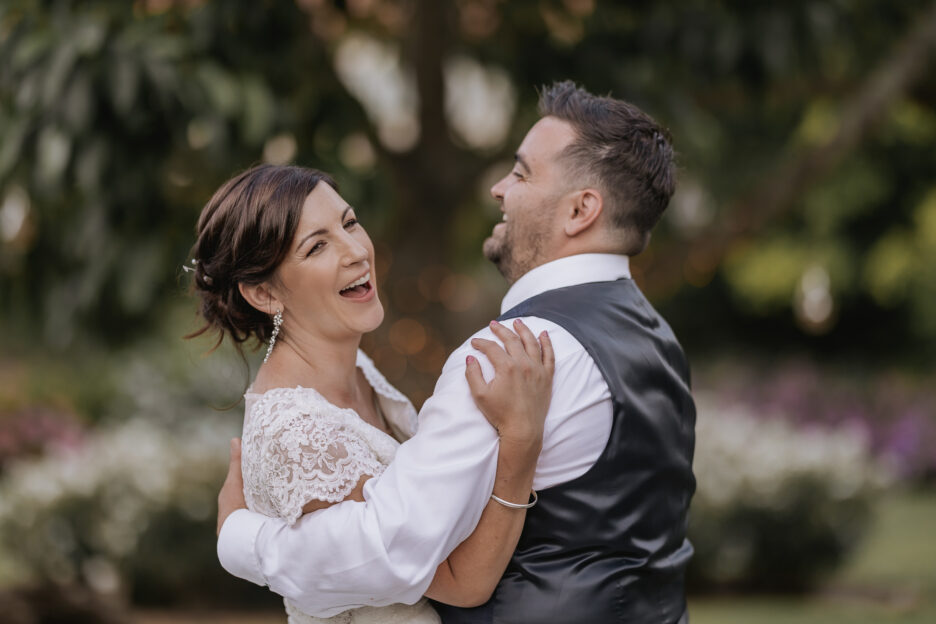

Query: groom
left=217, top=81, right=696, bottom=623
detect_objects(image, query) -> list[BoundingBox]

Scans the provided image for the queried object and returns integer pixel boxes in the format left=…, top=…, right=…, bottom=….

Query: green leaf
left=913, top=189, right=936, bottom=252
left=75, top=138, right=108, bottom=193
left=723, top=238, right=854, bottom=312
left=118, top=238, right=164, bottom=314
left=11, top=30, right=52, bottom=70
left=724, top=238, right=809, bottom=311
left=72, top=14, right=107, bottom=57
left=40, top=40, right=78, bottom=110
left=196, top=62, right=240, bottom=119
left=35, top=125, right=72, bottom=188
left=109, top=54, right=141, bottom=116
left=240, top=74, right=275, bottom=146
left=863, top=230, right=915, bottom=306
left=794, top=99, right=839, bottom=147
left=802, top=158, right=888, bottom=236
left=0, top=117, right=28, bottom=179
left=62, top=71, right=94, bottom=131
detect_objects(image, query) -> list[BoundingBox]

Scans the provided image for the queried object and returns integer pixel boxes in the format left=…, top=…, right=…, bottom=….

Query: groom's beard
left=483, top=216, right=550, bottom=285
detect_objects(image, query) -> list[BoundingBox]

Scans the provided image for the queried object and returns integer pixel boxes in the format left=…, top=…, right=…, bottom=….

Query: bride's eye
left=307, top=241, right=326, bottom=256
left=344, top=218, right=358, bottom=229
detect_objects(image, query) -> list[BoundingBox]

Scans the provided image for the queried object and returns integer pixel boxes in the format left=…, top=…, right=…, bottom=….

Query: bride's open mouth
left=339, top=272, right=373, bottom=299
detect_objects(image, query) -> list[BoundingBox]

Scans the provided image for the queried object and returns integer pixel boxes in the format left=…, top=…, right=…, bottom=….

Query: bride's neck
left=258, top=330, right=364, bottom=406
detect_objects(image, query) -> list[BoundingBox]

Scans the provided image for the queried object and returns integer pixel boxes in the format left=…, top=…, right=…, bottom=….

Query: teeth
left=501, top=214, right=507, bottom=221
left=341, top=272, right=370, bottom=291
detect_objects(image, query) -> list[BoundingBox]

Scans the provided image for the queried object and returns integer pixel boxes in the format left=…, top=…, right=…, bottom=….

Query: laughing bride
left=188, top=164, right=553, bottom=623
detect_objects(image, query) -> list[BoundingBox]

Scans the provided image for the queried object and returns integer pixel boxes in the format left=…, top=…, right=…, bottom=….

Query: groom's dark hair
left=539, top=81, right=676, bottom=255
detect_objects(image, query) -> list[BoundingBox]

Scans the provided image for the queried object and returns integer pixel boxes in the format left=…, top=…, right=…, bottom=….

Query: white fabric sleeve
left=216, top=333, right=501, bottom=617
left=260, top=412, right=385, bottom=526
left=217, top=509, right=270, bottom=587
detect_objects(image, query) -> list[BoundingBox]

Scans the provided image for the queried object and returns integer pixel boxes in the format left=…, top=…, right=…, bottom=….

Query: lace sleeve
left=254, top=401, right=386, bottom=526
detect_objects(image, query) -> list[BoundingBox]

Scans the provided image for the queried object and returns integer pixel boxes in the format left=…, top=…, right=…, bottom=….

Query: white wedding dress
left=241, top=350, right=441, bottom=624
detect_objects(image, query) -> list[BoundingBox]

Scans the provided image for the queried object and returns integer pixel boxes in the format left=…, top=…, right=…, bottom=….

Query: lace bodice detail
left=241, top=350, right=418, bottom=526
left=239, top=350, right=438, bottom=624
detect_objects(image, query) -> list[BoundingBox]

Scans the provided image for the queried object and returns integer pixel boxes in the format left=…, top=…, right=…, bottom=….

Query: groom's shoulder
left=439, top=315, right=586, bottom=378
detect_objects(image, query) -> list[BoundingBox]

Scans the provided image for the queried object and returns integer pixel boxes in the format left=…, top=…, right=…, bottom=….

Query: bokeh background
left=1, top=1, right=935, bottom=622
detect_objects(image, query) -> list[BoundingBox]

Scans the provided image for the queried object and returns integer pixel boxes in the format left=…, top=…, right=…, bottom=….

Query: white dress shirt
left=217, top=253, right=630, bottom=617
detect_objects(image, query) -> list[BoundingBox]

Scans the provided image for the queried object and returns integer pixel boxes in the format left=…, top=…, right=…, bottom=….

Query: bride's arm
left=424, top=320, right=554, bottom=607
left=247, top=396, right=388, bottom=526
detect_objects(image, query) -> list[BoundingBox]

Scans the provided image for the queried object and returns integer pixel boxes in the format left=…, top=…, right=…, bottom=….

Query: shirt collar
left=500, top=253, right=632, bottom=314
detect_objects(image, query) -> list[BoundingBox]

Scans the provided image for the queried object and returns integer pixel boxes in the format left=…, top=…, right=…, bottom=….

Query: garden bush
left=0, top=415, right=277, bottom=608
left=688, top=395, right=888, bottom=591
left=0, top=349, right=897, bottom=603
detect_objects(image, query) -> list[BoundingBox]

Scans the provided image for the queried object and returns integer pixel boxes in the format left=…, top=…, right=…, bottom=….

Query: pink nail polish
left=466, top=355, right=475, bottom=364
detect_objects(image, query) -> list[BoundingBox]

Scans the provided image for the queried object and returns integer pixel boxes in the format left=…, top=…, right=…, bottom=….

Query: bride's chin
left=361, top=303, right=385, bottom=333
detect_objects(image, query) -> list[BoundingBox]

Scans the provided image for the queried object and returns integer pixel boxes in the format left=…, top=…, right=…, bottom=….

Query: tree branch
left=640, top=0, right=936, bottom=297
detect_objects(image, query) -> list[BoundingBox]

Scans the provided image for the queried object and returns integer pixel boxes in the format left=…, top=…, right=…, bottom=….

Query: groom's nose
left=490, top=175, right=507, bottom=202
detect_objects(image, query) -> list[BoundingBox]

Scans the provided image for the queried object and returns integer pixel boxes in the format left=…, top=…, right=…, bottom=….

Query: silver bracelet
left=490, top=489, right=538, bottom=509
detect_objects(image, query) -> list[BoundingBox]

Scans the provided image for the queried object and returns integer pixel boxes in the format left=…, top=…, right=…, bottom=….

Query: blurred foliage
left=0, top=0, right=345, bottom=348
left=0, top=3, right=934, bottom=615
left=0, top=0, right=933, bottom=381
left=0, top=414, right=280, bottom=609
left=689, top=396, right=882, bottom=591
left=0, top=326, right=279, bottom=608
left=0, top=383, right=882, bottom=605
left=697, top=358, right=936, bottom=482
left=690, top=493, right=936, bottom=621
left=0, top=405, right=83, bottom=474
left=0, top=0, right=936, bottom=616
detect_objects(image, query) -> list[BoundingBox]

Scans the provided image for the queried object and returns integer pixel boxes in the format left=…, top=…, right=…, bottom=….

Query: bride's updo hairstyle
left=187, top=164, right=337, bottom=352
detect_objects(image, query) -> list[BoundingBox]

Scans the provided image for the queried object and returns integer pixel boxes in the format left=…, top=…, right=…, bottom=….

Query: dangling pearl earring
left=264, top=310, right=283, bottom=363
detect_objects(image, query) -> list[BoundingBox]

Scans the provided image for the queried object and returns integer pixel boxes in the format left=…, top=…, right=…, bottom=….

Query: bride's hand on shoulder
left=465, top=320, right=554, bottom=450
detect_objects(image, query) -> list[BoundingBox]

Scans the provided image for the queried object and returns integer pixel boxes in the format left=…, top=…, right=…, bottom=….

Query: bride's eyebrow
left=294, top=206, right=353, bottom=252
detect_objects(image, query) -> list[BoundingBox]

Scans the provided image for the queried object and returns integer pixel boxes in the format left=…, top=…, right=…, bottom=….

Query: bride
left=188, top=164, right=554, bottom=623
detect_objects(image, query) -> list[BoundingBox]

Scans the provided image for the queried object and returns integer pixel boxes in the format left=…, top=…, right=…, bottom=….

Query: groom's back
left=436, top=278, right=696, bottom=624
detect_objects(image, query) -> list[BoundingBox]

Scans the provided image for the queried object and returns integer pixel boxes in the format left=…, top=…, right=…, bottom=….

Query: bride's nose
left=340, top=234, right=369, bottom=266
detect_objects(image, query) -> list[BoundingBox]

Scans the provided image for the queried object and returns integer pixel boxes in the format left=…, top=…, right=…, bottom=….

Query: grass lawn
left=689, top=490, right=936, bottom=624
left=135, top=490, right=936, bottom=624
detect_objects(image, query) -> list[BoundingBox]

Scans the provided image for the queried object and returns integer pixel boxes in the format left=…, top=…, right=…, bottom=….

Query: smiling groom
left=217, top=81, right=696, bottom=624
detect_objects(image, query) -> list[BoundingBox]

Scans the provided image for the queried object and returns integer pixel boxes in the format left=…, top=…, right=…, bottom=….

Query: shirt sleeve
left=216, top=334, right=500, bottom=618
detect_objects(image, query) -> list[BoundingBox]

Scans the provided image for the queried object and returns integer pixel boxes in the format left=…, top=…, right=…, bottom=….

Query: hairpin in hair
left=183, top=258, right=213, bottom=285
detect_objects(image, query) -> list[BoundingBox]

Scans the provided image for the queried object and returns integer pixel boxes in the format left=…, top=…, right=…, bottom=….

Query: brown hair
left=186, top=164, right=337, bottom=352
left=538, top=81, right=676, bottom=255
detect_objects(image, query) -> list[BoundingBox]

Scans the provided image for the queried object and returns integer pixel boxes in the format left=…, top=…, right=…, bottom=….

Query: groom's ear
left=563, top=188, right=604, bottom=237
left=238, top=281, right=281, bottom=316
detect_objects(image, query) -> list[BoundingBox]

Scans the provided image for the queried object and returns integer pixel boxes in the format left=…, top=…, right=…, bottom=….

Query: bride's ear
left=239, top=281, right=282, bottom=316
